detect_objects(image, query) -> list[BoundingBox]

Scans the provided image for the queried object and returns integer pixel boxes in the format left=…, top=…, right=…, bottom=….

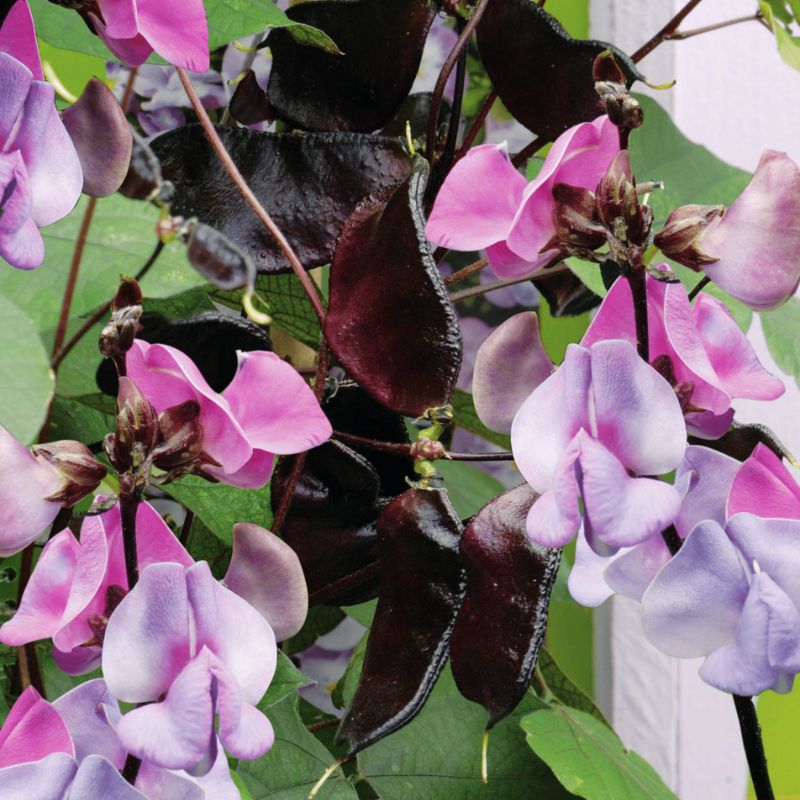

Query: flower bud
left=597, top=151, right=651, bottom=248
left=152, top=400, right=203, bottom=471
left=31, top=440, right=107, bottom=507
left=410, top=438, right=446, bottom=461
left=653, top=204, right=723, bottom=271
left=592, top=50, right=627, bottom=84
left=107, top=377, right=159, bottom=472
left=593, top=52, right=643, bottom=131
left=99, top=278, right=143, bottom=360
left=549, top=183, right=606, bottom=250
left=184, top=221, right=256, bottom=290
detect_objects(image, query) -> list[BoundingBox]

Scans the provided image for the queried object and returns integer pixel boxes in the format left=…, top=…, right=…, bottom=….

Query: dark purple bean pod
left=185, top=221, right=256, bottom=290
left=450, top=484, right=562, bottom=727
left=336, top=485, right=465, bottom=756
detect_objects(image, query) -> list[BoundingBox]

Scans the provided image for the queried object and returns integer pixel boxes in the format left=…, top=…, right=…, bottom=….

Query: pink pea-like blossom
left=102, top=561, right=277, bottom=771
left=0, top=3, right=83, bottom=269
left=425, top=115, right=619, bottom=280
left=126, top=340, right=332, bottom=488
left=511, top=339, right=686, bottom=554
left=89, top=0, right=210, bottom=73
left=582, top=274, right=784, bottom=437
left=0, top=500, right=192, bottom=673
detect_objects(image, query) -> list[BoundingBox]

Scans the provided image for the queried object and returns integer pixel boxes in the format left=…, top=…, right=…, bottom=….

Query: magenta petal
left=0, top=151, right=33, bottom=233
left=473, top=312, right=553, bottom=434
left=0, top=530, right=79, bottom=646
left=222, top=351, right=332, bottom=456
left=203, top=447, right=276, bottom=489
left=728, top=444, right=800, bottom=520
left=526, top=488, right=580, bottom=548
left=0, top=752, right=77, bottom=798
left=98, top=0, right=139, bottom=38
left=425, top=143, right=526, bottom=252
left=702, top=151, right=800, bottom=310
left=207, top=653, right=275, bottom=761
left=225, top=523, right=308, bottom=641
left=0, top=424, right=63, bottom=556
left=0, top=216, right=45, bottom=269
left=727, top=514, right=800, bottom=610
left=674, top=445, right=741, bottom=538
left=71, top=755, right=150, bottom=799
left=641, top=521, right=748, bottom=658
left=581, top=275, right=636, bottom=348
left=187, top=561, right=276, bottom=704
left=135, top=0, right=210, bottom=71
left=693, top=293, right=784, bottom=400
left=0, top=2, right=43, bottom=79
left=93, top=22, right=154, bottom=68
left=512, top=343, right=591, bottom=493
left=0, top=687, right=73, bottom=768
left=483, top=239, right=548, bottom=280
left=116, top=652, right=214, bottom=770
left=52, top=680, right=124, bottom=768
left=578, top=434, right=681, bottom=550
left=590, top=339, right=686, bottom=476
left=0, top=54, right=34, bottom=145
left=102, top=562, right=192, bottom=703
left=699, top=572, right=800, bottom=695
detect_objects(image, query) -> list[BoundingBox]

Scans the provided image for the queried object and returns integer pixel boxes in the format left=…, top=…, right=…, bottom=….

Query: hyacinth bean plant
left=1, top=0, right=800, bottom=797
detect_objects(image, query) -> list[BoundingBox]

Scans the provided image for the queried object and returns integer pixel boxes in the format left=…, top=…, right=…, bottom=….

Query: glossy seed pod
left=326, top=157, right=462, bottom=417
left=266, top=0, right=435, bottom=132
left=477, top=0, right=641, bottom=140
left=185, top=221, right=256, bottom=290
left=450, top=484, right=562, bottom=727
left=152, top=125, right=412, bottom=273
left=336, top=486, right=466, bottom=756
left=272, top=440, right=383, bottom=606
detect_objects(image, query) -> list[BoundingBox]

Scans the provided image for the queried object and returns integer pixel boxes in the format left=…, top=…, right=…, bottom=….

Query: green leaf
left=760, top=1, right=800, bottom=71
left=436, top=460, right=505, bottom=519
left=630, top=96, right=750, bottom=226
left=40, top=646, right=101, bottom=700
left=452, top=389, right=512, bottom=450
left=332, top=632, right=367, bottom=711
left=184, top=517, right=232, bottom=580
left=239, top=692, right=357, bottom=799
left=212, top=271, right=323, bottom=349
left=342, top=599, right=377, bottom=628
left=263, top=651, right=310, bottom=709
left=47, top=395, right=114, bottom=445
left=0, top=195, right=204, bottom=335
left=762, top=297, right=800, bottom=387
left=31, top=0, right=339, bottom=61
left=521, top=705, right=676, bottom=800
left=358, top=665, right=576, bottom=799
left=162, top=474, right=272, bottom=544
left=566, top=259, right=607, bottom=299
left=537, top=649, right=609, bottom=727
left=0, top=294, right=54, bottom=444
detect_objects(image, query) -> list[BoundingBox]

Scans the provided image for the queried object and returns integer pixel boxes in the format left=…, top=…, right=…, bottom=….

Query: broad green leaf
left=537, top=649, right=609, bottom=727
left=762, top=297, right=800, bottom=388
left=263, top=651, right=310, bottom=709
left=358, top=665, right=576, bottom=799
left=452, top=389, right=512, bottom=450
left=332, top=632, right=367, bottom=711
left=184, top=517, right=233, bottom=579
left=48, top=395, right=114, bottom=445
left=521, top=705, right=676, bottom=800
left=41, top=647, right=101, bottom=700
left=30, top=0, right=339, bottom=60
left=436, top=460, right=505, bottom=518
left=0, top=294, right=54, bottom=443
left=162, top=474, right=272, bottom=544
left=761, top=1, right=800, bottom=71
left=0, top=195, right=204, bottom=335
left=212, top=271, right=323, bottom=349
left=238, top=693, right=357, bottom=799
left=342, top=599, right=377, bottom=628
left=567, top=259, right=607, bottom=299
left=630, top=96, right=750, bottom=226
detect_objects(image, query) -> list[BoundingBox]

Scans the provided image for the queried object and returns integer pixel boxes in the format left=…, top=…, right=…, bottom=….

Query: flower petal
left=511, top=343, right=591, bottom=493
left=604, top=534, right=671, bottom=602
left=0, top=424, right=62, bottom=556
left=135, top=0, right=210, bottom=72
left=71, top=755, right=150, bottom=799
left=641, top=520, right=748, bottom=658
left=0, top=752, right=77, bottom=798
left=0, top=216, right=44, bottom=269
left=590, top=339, right=686, bottom=476
left=224, top=523, right=308, bottom=641
left=222, top=351, right=332, bottom=456
left=579, top=434, right=681, bottom=550
left=425, top=143, right=527, bottom=253
left=526, top=488, right=580, bottom=548
left=567, top=529, right=618, bottom=607
left=102, top=562, right=192, bottom=703
left=473, top=312, right=553, bottom=434
left=0, top=2, right=43, bottom=79
left=727, top=444, right=800, bottom=520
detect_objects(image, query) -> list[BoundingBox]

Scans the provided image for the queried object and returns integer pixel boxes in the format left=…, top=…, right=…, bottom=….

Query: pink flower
left=511, top=339, right=686, bottom=554
left=126, top=341, right=332, bottom=488
left=0, top=500, right=192, bottom=673
left=0, top=3, right=82, bottom=269
left=727, top=443, right=800, bottom=520
left=102, top=561, right=277, bottom=771
left=699, top=152, right=800, bottom=311
left=89, top=0, right=210, bottom=72
left=425, top=116, right=619, bottom=280
left=582, top=274, right=784, bottom=437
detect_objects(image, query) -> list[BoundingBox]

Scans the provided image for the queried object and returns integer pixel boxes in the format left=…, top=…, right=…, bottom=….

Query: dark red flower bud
left=32, top=440, right=107, bottom=507
left=152, top=400, right=203, bottom=471
left=107, top=377, right=159, bottom=472
left=653, top=204, right=724, bottom=271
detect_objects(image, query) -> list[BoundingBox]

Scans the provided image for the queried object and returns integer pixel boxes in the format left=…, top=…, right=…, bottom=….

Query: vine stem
left=425, top=0, right=492, bottom=165
left=626, top=268, right=649, bottom=361
left=331, top=430, right=514, bottom=461
left=176, top=68, right=327, bottom=326
left=733, top=695, right=775, bottom=800
left=687, top=274, right=711, bottom=302
left=667, top=12, right=763, bottom=41
left=436, top=16, right=469, bottom=179
left=631, top=0, right=705, bottom=62
left=449, top=262, right=572, bottom=303
left=120, top=489, right=141, bottom=591
left=444, top=257, right=489, bottom=286
left=511, top=136, right=544, bottom=169
left=455, top=90, right=498, bottom=161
